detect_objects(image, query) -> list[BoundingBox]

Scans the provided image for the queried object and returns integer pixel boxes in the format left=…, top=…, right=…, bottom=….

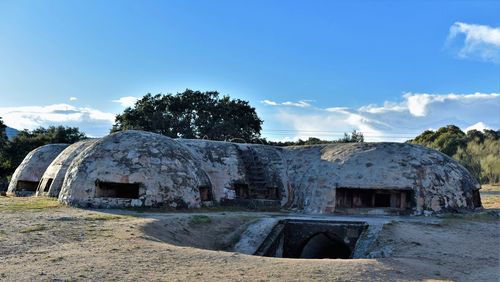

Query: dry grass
left=0, top=196, right=60, bottom=212
left=20, top=224, right=47, bottom=233
left=481, top=184, right=500, bottom=192
left=480, top=184, right=500, bottom=210
left=84, top=213, right=126, bottom=221
left=188, top=214, right=212, bottom=225
left=481, top=195, right=500, bottom=209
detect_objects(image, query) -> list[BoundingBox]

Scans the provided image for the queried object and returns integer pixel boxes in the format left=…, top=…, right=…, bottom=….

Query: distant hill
left=5, top=126, right=19, bottom=139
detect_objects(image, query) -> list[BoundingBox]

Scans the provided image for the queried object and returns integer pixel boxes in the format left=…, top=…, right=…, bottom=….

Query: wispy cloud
left=447, top=22, right=500, bottom=63
left=112, top=96, right=139, bottom=107
left=261, top=99, right=312, bottom=108
left=261, top=99, right=279, bottom=106
left=262, top=92, right=500, bottom=142
left=465, top=122, right=490, bottom=132
left=0, top=104, right=115, bottom=137
left=69, top=97, right=78, bottom=101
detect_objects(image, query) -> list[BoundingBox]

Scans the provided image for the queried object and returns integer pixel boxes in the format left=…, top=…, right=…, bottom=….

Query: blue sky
left=0, top=0, right=499, bottom=140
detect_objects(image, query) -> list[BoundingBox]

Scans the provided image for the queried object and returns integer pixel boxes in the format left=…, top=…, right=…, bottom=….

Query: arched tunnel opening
left=300, top=233, right=351, bottom=259
left=254, top=219, right=367, bottom=259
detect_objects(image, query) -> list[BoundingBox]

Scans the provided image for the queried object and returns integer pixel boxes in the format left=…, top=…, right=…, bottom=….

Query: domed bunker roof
left=7, top=144, right=69, bottom=196
left=59, top=130, right=211, bottom=208
left=283, top=142, right=481, bottom=214
left=37, top=139, right=99, bottom=198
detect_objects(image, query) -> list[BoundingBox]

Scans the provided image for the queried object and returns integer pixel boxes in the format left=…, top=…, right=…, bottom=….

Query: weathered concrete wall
left=7, top=144, right=69, bottom=196
left=177, top=140, right=288, bottom=203
left=59, top=131, right=211, bottom=208
left=37, top=139, right=98, bottom=197
left=177, top=139, right=246, bottom=201
left=282, top=143, right=480, bottom=214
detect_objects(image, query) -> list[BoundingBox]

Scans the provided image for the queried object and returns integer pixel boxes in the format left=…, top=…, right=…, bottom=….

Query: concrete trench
left=253, top=219, right=368, bottom=259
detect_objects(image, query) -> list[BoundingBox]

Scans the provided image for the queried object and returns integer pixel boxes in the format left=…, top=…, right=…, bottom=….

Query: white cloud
left=261, top=99, right=311, bottom=107
left=404, top=92, right=500, bottom=117
left=447, top=22, right=500, bottom=63
left=0, top=103, right=115, bottom=137
left=358, top=102, right=406, bottom=114
left=261, top=92, right=500, bottom=142
left=69, top=97, right=78, bottom=101
left=465, top=122, right=490, bottom=132
left=262, top=99, right=278, bottom=106
left=112, top=96, right=139, bottom=107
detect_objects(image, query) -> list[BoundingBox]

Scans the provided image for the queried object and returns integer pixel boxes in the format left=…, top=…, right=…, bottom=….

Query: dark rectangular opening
left=336, top=188, right=411, bottom=210
left=374, top=193, right=391, bottom=207
left=234, top=184, right=250, bottom=199
left=95, top=181, right=140, bottom=199
left=199, top=186, right=212, bottom=201
left=472, top=189, right=482, bottom=208
left=43, top=178, right=53, bottom=192
left=16, top=180, right=39, bottom=192
left=267, top=187, right=280, bottom=200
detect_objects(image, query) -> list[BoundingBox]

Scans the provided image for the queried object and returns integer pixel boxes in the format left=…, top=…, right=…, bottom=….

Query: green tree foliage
left=410, top=125, right=466, bottom=156
left=112, top=90, right=263, bottom=142
left=0, top=118, right=7, bottom=152
left=0, top=118, right=9, bottom=188
left=410, top=125, right=499, bottom=184
left=0, top=124, right=86, bottom=185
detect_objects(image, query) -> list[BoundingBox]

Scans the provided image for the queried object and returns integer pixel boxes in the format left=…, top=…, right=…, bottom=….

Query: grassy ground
left=0, top=196, right=61, bottom=212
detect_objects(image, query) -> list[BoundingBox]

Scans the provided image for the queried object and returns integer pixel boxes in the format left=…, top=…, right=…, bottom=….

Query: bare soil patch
left=0, top=196, right=498, bottom=281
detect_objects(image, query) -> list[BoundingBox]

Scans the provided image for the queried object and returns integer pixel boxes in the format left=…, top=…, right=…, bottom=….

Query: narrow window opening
left=199, top=186, right=212, bottom=201
left=234, top=184, right=250, bottom=199
left=95, top=181, right=140, bottom=199
left=374, top=193, right=391, bottom=207
left=44, top=178, right=53, bottom=192
left=16, top=180, right=39, bottom=192
left=336, top=188, right=412, bottom=211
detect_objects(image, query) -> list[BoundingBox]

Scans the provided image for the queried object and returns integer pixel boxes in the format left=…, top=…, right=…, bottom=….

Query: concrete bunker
left=7, top=144, right=69, bottom=196
left=58, top=131, right=212, bottom=208
left=8, top=130, right=482, bottom=215
left=37, top=139, right=98, bottom=197
left=283, top=142, right=481, bottom=214
left=254, top=219, right=367, bottom=259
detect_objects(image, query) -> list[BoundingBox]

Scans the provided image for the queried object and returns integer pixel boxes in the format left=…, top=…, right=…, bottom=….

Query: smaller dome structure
left=7, top=144, right=69, bottom=196
left=37, top=139, right=98, bottom=197
left=59, top=131, right=211, bottom=208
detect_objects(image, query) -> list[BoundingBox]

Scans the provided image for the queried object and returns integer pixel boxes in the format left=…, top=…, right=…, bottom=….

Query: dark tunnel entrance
left=299, top=233, right=351, bottom=259
left=254, top=219, right=367, bottom=259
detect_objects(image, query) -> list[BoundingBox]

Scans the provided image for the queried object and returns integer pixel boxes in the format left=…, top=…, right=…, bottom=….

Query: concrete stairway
left=239, top=147, right=280, bottom=206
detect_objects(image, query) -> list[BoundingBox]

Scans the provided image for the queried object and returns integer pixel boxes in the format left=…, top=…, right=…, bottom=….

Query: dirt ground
left=0, top=196, right=498, bottom=282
